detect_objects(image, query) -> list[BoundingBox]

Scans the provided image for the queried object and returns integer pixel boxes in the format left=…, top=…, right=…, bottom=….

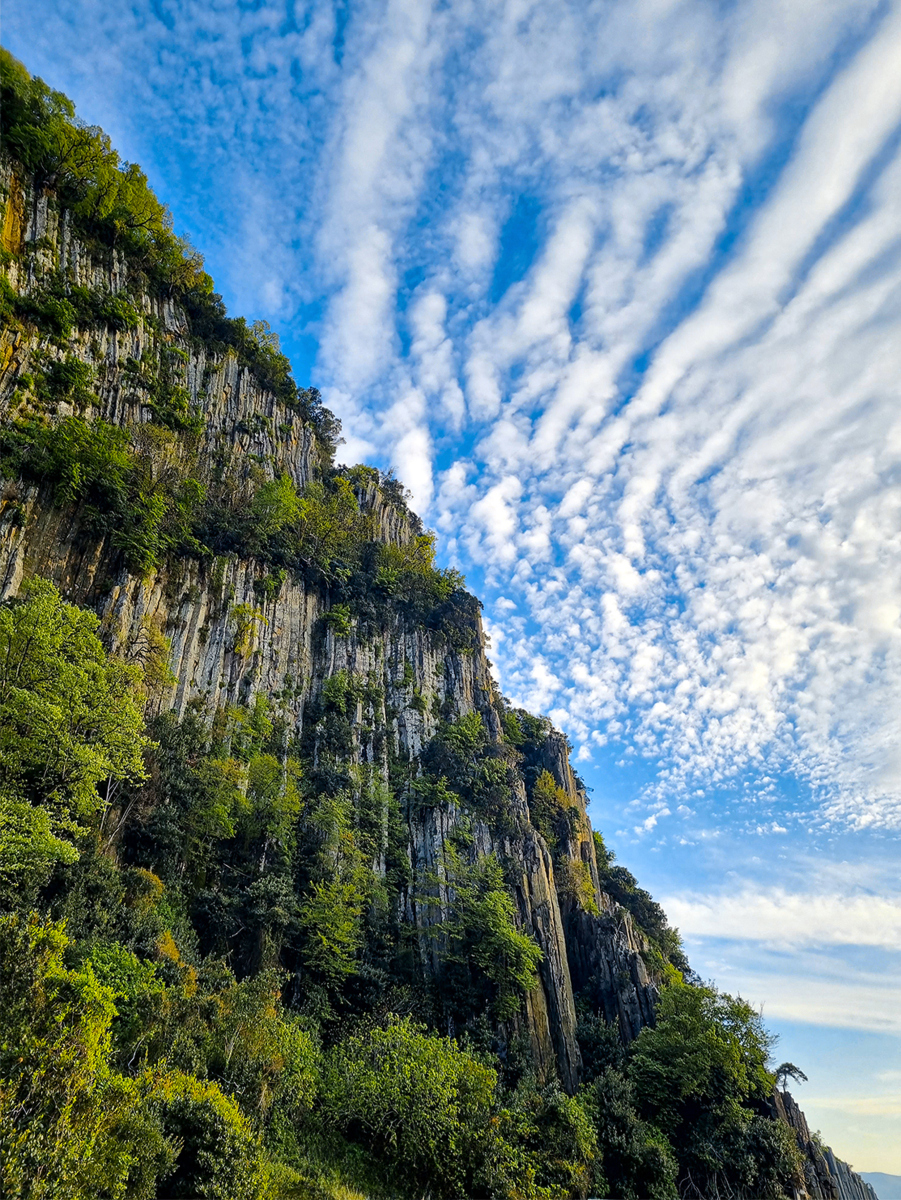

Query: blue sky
left=7, top=0, right=901, bottom=1170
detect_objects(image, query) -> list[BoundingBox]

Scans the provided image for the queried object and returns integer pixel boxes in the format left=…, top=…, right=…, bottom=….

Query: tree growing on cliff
left=775, top=1062, right=809, bottom=1090
left=420, top=844, right=544, bottom=1022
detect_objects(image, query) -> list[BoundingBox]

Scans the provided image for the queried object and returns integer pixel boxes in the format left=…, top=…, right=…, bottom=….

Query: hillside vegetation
left=0, top=47, right=808, bottom=1200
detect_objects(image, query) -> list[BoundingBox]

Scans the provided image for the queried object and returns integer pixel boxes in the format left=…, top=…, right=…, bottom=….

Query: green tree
left=249, top=474, right=302, bottom=543
left=775, top=1062, right=808, bottom=1090
left=529, top=769, right=573, bottom=849
left=629, top=980, right=801, bottom=1199
left=630, top=982, right=775, bottom=1127
left=584, top=1068, right=678, bottom=1200
left=424, top=845, right=544, bottom=1021
left=322, top=1018, right=497, bottom=1197
left=295, top=477, right=364, bottom=576
left=127, top=709, right=245, bottom=887
left=243, top=753, right=302, bottom=858
left=0, top=579, right=150, bottom=902
left=0, top=913, right=173, bottom=1200
left=442, top=709, right=484, bottom=753
left=297, top=792, right=368, bottom=987
left=145, top=1070, right=271, bottom=1200
left=0, top=798, right=79, bottom=899
left=481, top=1085, right=600, bottom=1200
left=199, top=969, right=319, bottom=1127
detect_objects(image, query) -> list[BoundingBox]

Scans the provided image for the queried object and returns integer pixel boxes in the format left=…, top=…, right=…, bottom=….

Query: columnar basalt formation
left=0, top=152, right=660, bottom=1090
left=772, top=1090, right=878, bottom=1200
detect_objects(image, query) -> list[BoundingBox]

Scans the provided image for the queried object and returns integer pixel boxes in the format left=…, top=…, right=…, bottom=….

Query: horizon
left=5, top=0, right=901, bottom=1171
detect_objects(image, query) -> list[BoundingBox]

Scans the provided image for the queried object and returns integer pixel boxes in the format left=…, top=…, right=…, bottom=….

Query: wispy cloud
left=733, top=972, right=901, bottom=1035
left=399, top=0, right=901, bottom=832
left=813, top=1095, right=901, bottom=1115
left=665, top=889, right=901, bottom=950
left=9, top=0, right=901, bottom=1169
left=13, top=0, right=900, bottom=830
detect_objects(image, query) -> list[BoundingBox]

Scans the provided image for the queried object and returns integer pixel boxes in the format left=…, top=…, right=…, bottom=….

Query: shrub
left=322, top=1018, right=497, bottom=1197
left=0, top=414, right=206, bottom=573
left=529, top=770, right=575, bottom=852
left=491, top=1086, right=600, bottom=1199
left=148, top=1071, right=270, bottom=1200
left=0, top=913, right=174, bottom=1200
left=323, top=604, right=352, bottom=638
left=584, top=1068, right=678, bottom=1200
left=42, top=356, right=94, bottom=406
left=594, top=845, right=690, bottom=974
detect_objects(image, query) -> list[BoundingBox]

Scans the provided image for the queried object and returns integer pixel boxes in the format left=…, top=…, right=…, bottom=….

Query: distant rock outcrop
left=773, top=1089, right=879, bottom=1200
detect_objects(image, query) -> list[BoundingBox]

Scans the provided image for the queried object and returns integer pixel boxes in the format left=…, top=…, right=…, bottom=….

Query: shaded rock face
left=531, top=734, right=658, bottom=1042
left=0, top=154, right=662, bottom=1090
left=773, top=1090, right=878, bottom=1200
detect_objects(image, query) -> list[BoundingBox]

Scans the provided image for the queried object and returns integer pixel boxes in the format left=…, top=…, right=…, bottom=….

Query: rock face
left=0, top=152, right=661, bottom=1090
left=772, top=1090, right=878, bottom=1200
left=860, top=1175, right=901, bottom=1200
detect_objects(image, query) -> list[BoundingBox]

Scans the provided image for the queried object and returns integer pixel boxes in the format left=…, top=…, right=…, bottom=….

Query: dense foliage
left=0, top=582, right=804, bottom=1199
left=0, top=579, right=149, bottom=906
left=0, top=404, right=462, bottom=613
left=0, top=54, right=805, bottom=1200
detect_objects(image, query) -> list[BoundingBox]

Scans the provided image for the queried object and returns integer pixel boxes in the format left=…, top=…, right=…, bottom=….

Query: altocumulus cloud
left=344, top=0, right=901, bottom=835
left=297, top=0, right=901, bottom=834
left=9, top=0, right=901, bottom=834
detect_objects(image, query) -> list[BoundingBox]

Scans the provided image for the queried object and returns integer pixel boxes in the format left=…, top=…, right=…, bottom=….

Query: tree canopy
left=0, top=579, right=150, bottom=901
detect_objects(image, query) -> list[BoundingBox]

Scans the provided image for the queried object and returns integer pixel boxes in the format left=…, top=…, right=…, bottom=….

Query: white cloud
left=409, top=289, right=466, bottom=429
left=467, top=475, right=524, bottom=566
left=19, top=0, right=901, bottom=834
left=452, top=210, right=496, bottom=274
left=812, top=1095, right=901, bottom=1115
left=719, top=970, right=901, bottom=1035
left=665, top=890, right=901, bottom=951
left=392, top=422, right=434, bottom=512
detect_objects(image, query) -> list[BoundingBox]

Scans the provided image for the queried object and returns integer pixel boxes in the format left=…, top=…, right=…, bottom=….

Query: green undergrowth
left=0, top=271, right=140, bottom=339
left=0, top=578, right=805, bottom=1199
left=0, top=44, right=808, bottom=1200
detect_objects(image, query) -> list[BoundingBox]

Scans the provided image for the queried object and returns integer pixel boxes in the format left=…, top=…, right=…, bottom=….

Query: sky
left=6, top=0, right=901, bottom=1172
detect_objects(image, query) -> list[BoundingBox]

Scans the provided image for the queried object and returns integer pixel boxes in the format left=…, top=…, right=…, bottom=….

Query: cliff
left=0, top=57, right=885, bottom=1194
left=0, top=148, right=662, bottom=1091
left=772, top=1089, right=879, bottom=1200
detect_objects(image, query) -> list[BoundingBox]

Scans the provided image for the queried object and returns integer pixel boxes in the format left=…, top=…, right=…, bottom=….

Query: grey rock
left=0, top=150, right=667, bottom=1091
